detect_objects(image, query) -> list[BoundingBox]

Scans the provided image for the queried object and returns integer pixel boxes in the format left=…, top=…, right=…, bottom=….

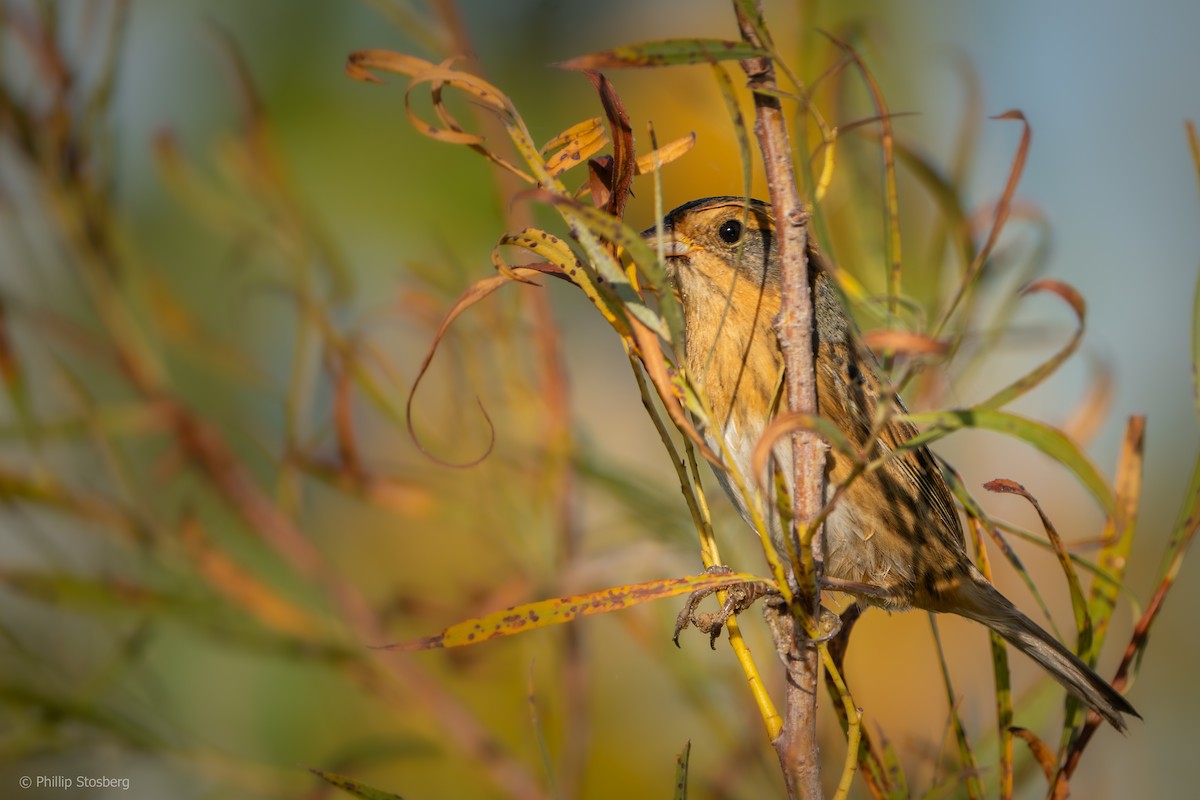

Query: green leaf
left=1088, top=417, right=1144, bottom=655
left=929, top=615, right=985, bottom=800
left=557, top=39, right=768, bottom=70
left=1192, top=266, right=1200, bottom=420
left=979, top=279, right=1087, bottom=411
left=0, top=680, right=161, bottom=750
left=0, top=569, right=356, bottom=662
left=309, top=768, right=406, bottom=800
left=673, top=740, right=691, bottom=800
left=902, top=408, right=1115, bottom=515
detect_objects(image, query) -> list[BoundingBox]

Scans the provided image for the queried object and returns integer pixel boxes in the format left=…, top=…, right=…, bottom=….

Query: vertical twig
left=733, top=3, right=826, bottom=798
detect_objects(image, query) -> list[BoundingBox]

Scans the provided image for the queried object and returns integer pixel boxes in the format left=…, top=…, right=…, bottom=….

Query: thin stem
left=734, top=3, right=827, bottom=797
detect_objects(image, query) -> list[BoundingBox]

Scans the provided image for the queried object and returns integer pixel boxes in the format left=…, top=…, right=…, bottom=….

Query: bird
left=643, top=195, right=1138, bottom=731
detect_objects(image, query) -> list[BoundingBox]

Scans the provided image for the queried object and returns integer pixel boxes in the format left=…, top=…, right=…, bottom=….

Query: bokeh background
left=2, top=1, right=1198, bottom=798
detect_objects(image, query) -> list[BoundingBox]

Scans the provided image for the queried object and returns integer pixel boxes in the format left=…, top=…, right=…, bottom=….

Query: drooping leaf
left=983, top=479, right=1092, bottom=652
left=984, top=478, right=1092, bottom=737
left=979, top=279, right=1086, bottom=410
left=935, top=110, right=1032, bottom=335
left=406, top=268, right=553, bottom=468
left=821, top=31, right=903, bottom=320
left=1011, top=727, right=1057, bottom=784
left=583, top=70, right=634, bottom=220
left=902, top=408, right=1115, bottom=515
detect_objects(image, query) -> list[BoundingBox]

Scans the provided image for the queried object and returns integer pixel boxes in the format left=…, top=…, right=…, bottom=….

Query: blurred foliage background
left=1, top=1, right=1198, bottom=798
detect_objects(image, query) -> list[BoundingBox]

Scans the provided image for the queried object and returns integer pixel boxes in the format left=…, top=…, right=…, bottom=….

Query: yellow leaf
left=384, top=572, right=763, bottom=650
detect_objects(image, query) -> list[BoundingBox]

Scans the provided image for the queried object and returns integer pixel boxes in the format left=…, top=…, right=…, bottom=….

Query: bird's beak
left=658, top=239, right=691, bottom=258
left=641, top=228, right=692, bottom=259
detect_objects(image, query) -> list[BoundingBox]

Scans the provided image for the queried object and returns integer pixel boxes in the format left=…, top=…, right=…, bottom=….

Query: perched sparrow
left=644, top=196, right=1137, bottom=731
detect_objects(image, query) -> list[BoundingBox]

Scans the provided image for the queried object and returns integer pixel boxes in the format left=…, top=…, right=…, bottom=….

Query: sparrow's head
left=642, top=196, right=780, bottom=296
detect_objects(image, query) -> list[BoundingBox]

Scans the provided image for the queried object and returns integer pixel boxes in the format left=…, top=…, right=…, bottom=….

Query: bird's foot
left=673, top=565, right=777, bottom=649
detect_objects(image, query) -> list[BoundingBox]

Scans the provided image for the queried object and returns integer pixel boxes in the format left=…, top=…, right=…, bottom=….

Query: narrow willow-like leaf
left=383, top=572, right=763, bottom=650
left=941, top=464, right=1060, bottom=638
left=902, top=408, right=1115, bottom=515
left=1087, top=416, right=1144, bottom=653
left=860, top=329, right=949, bottom=358
left=709, top=61, right=753, bottom=204
left=310, top=768, right=407, bottom=800
left=929, top=615, right=985, bottom=800
left=1011, top=727, right=1057, bottom=784
left=493, top=229, right=630, bottom=336
left=557, top=39, right=767, bottom=70
left=673, top=740, right=691, bottom=800
left=545, top=124, right=608, bottom=176
left=1192, top=263, right=1200, bottom=420
left=934, top=110, right=1033, bottom=337
left=551, top=198, right=682, bottom=342
left=979, top=279, right=1086, bottom=410
left=968, top=517, right=1014, bottom=800
left=541, top=116, right=603, bottom=155
left=633, top=132, right=696, bottom=175
left=983, top=478, right=1093, bottom=740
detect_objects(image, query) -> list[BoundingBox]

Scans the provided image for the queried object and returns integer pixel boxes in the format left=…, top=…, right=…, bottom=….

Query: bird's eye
left=718, top=219, right=743, bottom=245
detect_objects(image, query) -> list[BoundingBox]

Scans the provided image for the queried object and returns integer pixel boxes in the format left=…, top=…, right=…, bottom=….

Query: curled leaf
left=405, top=270, right=549, bottom=468
left=1011, top=727, right=1057, bottom=784
left=821, top=30, right=903, bottom=316
left=980, top=278, right=1086, bottom=410
left=345, top=49, right=436, bottom=83
left=751, top=412, right=861, bottom=490
left=583, top=71, right=634, bottom=219
left=348, top=49, right=538, bottom=184
left=937, top=110, right=1032, bottom=333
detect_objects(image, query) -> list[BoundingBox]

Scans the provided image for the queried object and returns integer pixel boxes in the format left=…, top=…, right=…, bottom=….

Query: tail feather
left=954, top=577, right=1138, bottom=732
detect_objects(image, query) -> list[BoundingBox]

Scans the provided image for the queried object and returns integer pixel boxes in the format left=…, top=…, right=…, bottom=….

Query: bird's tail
left=953, top=576, right=1138, bottom=732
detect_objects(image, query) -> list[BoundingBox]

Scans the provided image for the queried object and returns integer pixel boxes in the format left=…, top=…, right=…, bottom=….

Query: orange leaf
left=1011, top=726, right=1057, bottom=783
left=634, top=132, right=696, bottom=175
left=861, top=329, right=950, bottom=357
left=181, top=514, right=317, bottom=637
left=405, top=267, right=547, bottom=468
